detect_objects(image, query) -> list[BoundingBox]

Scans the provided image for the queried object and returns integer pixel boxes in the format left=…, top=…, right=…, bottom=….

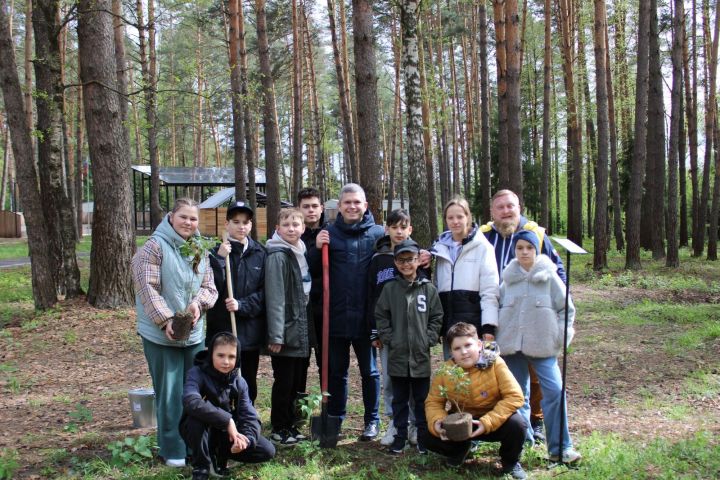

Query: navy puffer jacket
left=326, top=210, right=384, bottom=339
left=180, top=333, right=262, bottom=447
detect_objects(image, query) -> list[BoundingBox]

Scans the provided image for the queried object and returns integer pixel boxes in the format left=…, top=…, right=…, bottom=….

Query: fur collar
left=502, top=255, right=557, bottom=286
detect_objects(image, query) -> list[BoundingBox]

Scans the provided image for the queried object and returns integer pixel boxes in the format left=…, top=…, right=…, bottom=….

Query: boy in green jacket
left=265, top=208, right=312, bottom=446
left=375, top=240, right=443, bottom=455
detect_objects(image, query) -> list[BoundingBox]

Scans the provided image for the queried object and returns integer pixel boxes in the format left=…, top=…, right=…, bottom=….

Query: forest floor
left=0, top=246, right=719, bottom=479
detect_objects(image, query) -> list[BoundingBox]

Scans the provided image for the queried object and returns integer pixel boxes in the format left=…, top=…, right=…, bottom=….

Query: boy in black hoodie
left=207, top=201, right=267, bottom=404
left=180, top=333, right=275, bottom=480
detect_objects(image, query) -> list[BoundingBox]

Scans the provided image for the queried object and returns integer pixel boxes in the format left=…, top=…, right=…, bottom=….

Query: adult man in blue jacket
left=480, top=189, right=566, bottom=445
left=316, top=183, right=384, bottom=441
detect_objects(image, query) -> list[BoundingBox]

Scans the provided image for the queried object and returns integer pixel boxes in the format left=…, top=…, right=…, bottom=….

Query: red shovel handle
left=321, top=244, right=330, bottom=398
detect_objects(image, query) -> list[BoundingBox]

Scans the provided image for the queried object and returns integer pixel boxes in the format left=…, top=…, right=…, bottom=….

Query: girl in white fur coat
left=496, top=230, right=582, bottom=464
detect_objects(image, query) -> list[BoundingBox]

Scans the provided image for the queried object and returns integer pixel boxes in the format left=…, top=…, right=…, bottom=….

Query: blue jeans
left=503, top=353, right=573, bottom=456
left=327, top=336, right=380, bottom=425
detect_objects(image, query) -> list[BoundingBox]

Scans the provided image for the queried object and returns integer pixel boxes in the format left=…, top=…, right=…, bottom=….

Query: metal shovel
left=310, top=243, right=342, bottom=447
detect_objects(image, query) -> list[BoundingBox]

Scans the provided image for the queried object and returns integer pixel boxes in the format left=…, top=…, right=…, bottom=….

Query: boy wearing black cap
left=207, top=201, right=267, bottom=404
left=374, top=240, right=444, bottom=455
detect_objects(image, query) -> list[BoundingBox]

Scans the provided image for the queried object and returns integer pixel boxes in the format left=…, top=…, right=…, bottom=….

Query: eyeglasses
left=395, top=256, right=418, bottom=265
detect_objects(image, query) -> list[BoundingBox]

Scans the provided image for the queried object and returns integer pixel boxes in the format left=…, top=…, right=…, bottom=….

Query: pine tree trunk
left=75, top=82, right=83, bottom=237
left=228, top=0, right=247, bottom=200
left=238, top=1, right=256, bottom=219
left=327, top=0, right=357, bottom=183
left=256, top=0, right=280, bottom=236
left=540, top=0, right=551, bottom=230
left=33, top=0, right=81, bottom=298
left=556, top=0, right=583, bottom=245
left=353, top=0, right=382, bottom=222
left=78, top=0, right=135, bottom=307
left=137, top=0, right=161, bottom=226
left=302, top=8, right=323, bottom=191
left=492, top=1, right=509, bottom=188
left=667, top=0, right=683, bottom=267
left=578, top=22, right=596, bottom=239
left=291, top=0, right=303, bottom=202
left=386, top=11, right=401, bottom=214
left=478, top=2, right=491, bottom=221
left=401, top=0, right=431, bottom=247
left=505, top=0, right=522, bottom=198
left=0, top=0, right=56, bottom=308
left=644, top=0, right=666, bottom=259
left=418, top=34, right=439, bottom=237
left=24, top=0, right=33, bottom=133
left=606, top=19, right=623, bottom=251
left=592, top=0, right=609, bottom=271
left=626, top=0, right=651, bottom=269
left=687, top=0, right=700, bottom=252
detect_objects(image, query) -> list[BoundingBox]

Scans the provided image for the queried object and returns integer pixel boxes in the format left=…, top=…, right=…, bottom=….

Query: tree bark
left=137, top=0, right=161, bottom=226
left=504, top=0, right=522, bottom=198
left=228, top=0, right=246, bottom=200
left=667, top=0, right=683, bottom=267
left=625, top=0, right=651, bottom=269
left=687, top=0, right=700, bottom=252
left=401, top=0, right=431, bottom=247
left=592, top=0, right=609, bottom=270
left=418, top=31, right=438, bottom=237
left=353, top=0, right=382, bottom=222
left=33, top=0, right=81, bottom=298
left=327, top=0, right=357, bottom=183
left=78, top=0, right=135, bottom=307
left=540, top=0, right=551, bottom=229
left=291, top=0, right=303, bottom=202
left=556, top=0, right=583, bottom=245
left=0, top=0, right=56, bottom=308
left=256, top=0, right=279, bottom=236
left=642, top=0, right=666, bottom=259
left=492, top=1, right=509, bottom=189
left=478, top=2, right=491, bottom=221
left=606, top=16, right=623, bottom=251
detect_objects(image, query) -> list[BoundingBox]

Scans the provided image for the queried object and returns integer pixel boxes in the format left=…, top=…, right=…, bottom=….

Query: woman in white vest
left=132, top=198, right=218, bottom=467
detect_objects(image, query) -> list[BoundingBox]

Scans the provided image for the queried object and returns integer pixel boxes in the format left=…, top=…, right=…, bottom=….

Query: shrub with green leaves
left=107, top=435, right=156, bottom=466
left=435, top=363, right=471, bottom=412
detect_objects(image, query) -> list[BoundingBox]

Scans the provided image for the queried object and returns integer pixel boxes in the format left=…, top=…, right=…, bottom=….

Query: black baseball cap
left=394, top=239, right=420, bottom=257
left=226, top=201, right=254, bottom=220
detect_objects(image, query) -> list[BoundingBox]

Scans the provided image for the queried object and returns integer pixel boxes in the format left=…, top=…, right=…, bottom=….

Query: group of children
left=178, top=196, right=578, bottom=480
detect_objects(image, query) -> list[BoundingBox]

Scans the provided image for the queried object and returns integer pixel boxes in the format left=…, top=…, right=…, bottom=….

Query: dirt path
left=1, top=288, right=718, bottom=478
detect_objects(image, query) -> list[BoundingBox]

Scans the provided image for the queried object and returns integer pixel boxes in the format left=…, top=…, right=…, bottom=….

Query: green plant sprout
left=436, top=363, right=471, bottom=413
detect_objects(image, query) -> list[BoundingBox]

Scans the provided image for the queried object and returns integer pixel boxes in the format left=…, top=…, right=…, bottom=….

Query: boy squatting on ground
left=366, top=209, right=430, bottom=446
left=421, top=322, right=528, bottom=479
left=374, top=239, right=443, bottom=455
left=264, top=208, right=314, bottom=446
left=206, top=201, right=267, bottom=405
left=180, top=333, right=275, bottom=480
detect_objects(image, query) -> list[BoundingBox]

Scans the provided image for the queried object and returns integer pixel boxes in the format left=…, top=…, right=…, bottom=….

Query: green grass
left=0, top=236, right=151, bottom=261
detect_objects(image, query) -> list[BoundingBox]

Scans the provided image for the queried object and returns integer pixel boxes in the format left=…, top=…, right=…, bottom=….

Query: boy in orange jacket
left=422, top=322, right=527, bottom=479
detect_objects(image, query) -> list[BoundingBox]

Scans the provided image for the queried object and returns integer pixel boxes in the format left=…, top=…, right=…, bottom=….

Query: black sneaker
left=416, top=442, right=427, bottom=455
left=192, top=467, right=210, bottom=480
left=531, top=421, right=546, bottom=444
left=388, top=436, right=408, bottom=455
left=501, top=462, right=527, bottom=479
left=359, top=421, right=380, bottom=441
left=269, top=429, right=298, bottom=447
left=210, top=455, right=230, bottom=478
left=289, top=426, right=308, bottom=442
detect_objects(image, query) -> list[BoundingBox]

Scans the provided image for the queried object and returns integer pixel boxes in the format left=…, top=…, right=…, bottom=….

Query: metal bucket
left=128, top=388, right=156, bottom=428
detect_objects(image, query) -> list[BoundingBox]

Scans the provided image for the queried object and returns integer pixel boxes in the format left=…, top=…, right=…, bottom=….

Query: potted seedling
left=172, top=235, right=217, bottom=340
left=436, top=363, right=474, bottom=441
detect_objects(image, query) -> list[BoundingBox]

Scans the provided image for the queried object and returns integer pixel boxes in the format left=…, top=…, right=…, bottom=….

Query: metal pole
left=558, top=252, right=571, bottom=465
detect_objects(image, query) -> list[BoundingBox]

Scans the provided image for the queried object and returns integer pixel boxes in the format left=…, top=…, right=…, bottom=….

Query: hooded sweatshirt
left=180, top=332, right=262, bottom=447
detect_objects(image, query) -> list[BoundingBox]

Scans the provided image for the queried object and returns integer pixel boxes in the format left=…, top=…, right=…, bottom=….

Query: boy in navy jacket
left=180, top=333, right=275, bottom=480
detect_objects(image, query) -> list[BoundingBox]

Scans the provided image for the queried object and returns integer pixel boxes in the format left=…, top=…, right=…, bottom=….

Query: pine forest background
left=1, top=0, right=719, bottom=309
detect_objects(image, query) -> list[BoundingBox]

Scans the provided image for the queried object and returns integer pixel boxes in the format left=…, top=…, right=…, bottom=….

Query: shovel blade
left=310, top=413, right=342, bottom=448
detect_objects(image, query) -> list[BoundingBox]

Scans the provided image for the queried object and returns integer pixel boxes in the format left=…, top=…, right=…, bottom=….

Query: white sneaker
left=408, top=424, right=418, bottom=445
left=380, top=424, right=397, bottom=446
left=164, top=458, right=186, bottom=467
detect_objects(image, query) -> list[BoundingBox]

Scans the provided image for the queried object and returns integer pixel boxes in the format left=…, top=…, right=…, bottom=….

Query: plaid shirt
left=132, top=238, right=218, bottom=329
